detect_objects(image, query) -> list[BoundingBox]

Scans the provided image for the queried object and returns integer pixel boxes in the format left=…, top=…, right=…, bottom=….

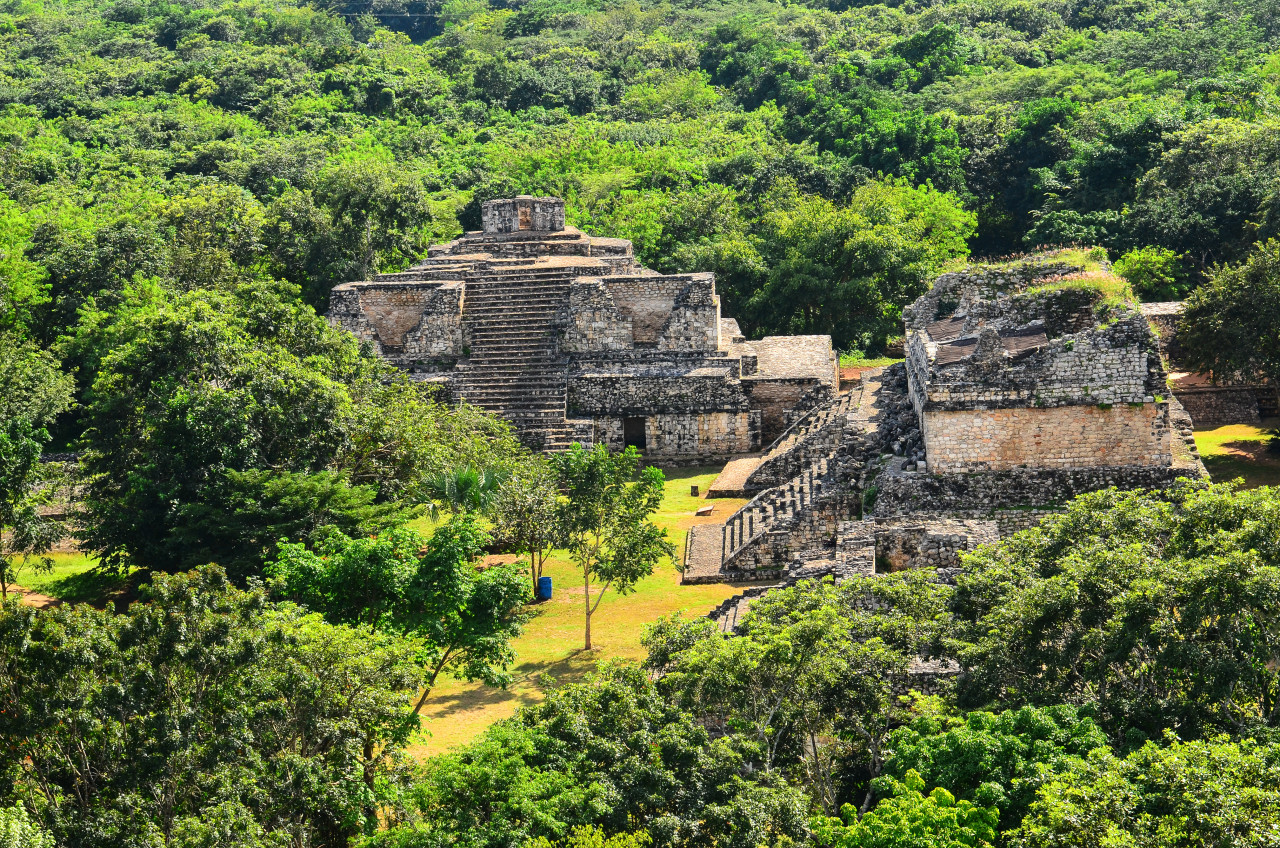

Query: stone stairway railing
left=744, top=389, right=859, bottom=492
left=720, top=458, right=829, bottom=564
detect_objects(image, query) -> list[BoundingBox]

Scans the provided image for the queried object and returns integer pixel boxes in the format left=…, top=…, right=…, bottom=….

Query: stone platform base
left=705, top=455, right=763, bottom=497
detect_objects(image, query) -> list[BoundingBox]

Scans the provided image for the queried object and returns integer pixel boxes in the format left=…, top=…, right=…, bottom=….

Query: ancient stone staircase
left=743, top=388, right=860, bottom=492
left=456, top=263, right=584, bottom=450
left=682, top=370, right=884, bottom=586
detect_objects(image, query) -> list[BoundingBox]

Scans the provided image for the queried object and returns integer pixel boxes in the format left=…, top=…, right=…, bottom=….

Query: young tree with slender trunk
left=267, top=516, right=529, bottom=726
left=551, top=444, right=673, bottom=650
left=492, top=457, right=560, bottom=594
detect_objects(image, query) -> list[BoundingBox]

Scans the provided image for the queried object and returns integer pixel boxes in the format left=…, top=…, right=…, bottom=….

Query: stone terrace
left=329, top=196, right=836, bottom=457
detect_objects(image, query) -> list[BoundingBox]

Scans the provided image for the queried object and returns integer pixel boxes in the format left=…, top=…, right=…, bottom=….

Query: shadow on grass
left=1202, top=434, right=1280, bottom=488
left=41, top=567, right=146, bottom=608
left=424, top=648, right=604, bottom=720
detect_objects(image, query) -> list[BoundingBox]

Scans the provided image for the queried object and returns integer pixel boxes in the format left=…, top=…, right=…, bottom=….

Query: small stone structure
left=688, top=253, right=1207, bottom=639
left=1140, top=301, right=1273, bottom=428
left=903, top=265, right=1172, bottom=473
left=329, top=196, right=836, bottom=457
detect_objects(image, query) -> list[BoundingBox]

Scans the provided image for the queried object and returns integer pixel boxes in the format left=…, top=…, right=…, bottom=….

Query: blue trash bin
left=537, top=576, right=553, bottom=601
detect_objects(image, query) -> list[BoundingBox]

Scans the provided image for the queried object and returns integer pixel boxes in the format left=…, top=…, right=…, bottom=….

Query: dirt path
left=5, top=585, right=60, bottom=608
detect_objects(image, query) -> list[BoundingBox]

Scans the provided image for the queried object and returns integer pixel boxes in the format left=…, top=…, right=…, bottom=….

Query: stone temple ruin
left=687, top=255, right=1207, bottom=638
left=329, top=196, right=836, bottom=458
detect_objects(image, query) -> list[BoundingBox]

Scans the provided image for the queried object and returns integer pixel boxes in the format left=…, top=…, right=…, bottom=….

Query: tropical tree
left=1011, top=736, right=1280, bottom=847
left=75, top=281, right=506, bottom=574
left=492, top=456, right=561, bottom=594
left=422, top=464, right=510, bottom=517
left=0, top=567, right=425, bottom=848
left=811, top=770, right=998, bottom=848
left=376, top=662, right=810, bottom=848
left=267, top=516, right=529, bottom=719
left=0, top=336, right=72, bottom=599
left=649, top=574, right=948, bottom=814
left=0, top=802, right=53, bottom=848
left=1179, top=239, right=1280, bottom=387
left=950, top=482, right=1280, bottom=738
left=551, top=444, right=673, bottom=650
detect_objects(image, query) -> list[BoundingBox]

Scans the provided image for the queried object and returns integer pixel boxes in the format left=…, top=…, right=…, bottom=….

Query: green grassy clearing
left=1195, top=420, right=1280, bottom=489
left=839, top=353, right=904, bottom=368
left=407, top=465, right=748, bottom=758
left=13, top=551, right=138, bottom=606
left=18, top=466, right=749, bottom=755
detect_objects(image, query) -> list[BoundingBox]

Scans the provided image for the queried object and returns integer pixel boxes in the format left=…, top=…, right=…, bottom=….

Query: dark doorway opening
left=623, top=417, right=647, bottom=451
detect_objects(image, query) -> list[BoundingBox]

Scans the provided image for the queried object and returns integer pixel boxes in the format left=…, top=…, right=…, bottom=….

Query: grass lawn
left=407, top=464, right=748, bottom=758
left=11, top=551, right=138, bottom=606
left=1195, top=419, right=1280, bottom=489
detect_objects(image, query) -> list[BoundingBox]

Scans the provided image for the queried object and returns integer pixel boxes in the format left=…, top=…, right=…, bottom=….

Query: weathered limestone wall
left=599, top=275, right=719, bottom=348
left=327, top=282, right=445, bottom=351
left=922, top=403, right=1172, bottom=472
left=481, top=196, right=565, bottom=233
left=659, top=276, right=720, bottom=351
left=872, top=518, right=999, bottom=574
left=908, top=315, right=1160, bottom=412
left=745, top=379, right=820, bottom=444
left=403, top=282, right=464, bottom=361
left=594, top=412, right=758, bottom=458
left=568, top=373, right=751, bottom=416
left=563, top=280, right=632, bottom=352
left=1177, top=387, right=1262, bottom=428
left=750, top=336, right=839, bottom=387
left=872, top=464, right=1196, bottom=516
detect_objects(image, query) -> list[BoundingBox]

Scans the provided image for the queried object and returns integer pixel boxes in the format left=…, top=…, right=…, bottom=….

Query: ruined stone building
left=687, top=253, right=1206, bottom=634
left=328, top=196, right=836, bottom=458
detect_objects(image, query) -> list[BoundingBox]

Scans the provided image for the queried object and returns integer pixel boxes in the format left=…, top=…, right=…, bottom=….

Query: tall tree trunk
left=584, top=566, right=592, bottom=650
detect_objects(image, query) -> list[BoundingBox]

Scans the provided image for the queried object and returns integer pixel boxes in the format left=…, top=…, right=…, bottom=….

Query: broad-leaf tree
left=492, top=456, right=561, bottom=594
left=1179, top=239, right=1280, bottom=388
left=267, top=516, right=529, bottom=719
left=950, top=482, right=1280, bottom=739
left=0, top=336, right=72, bottom=599
left=551, top=444, right=673, bottom=651
left=75, top=280, right=517, bottom=575
left=376, top=662, right=810, bottom=848
left=0, top=567, right=425, bottom=848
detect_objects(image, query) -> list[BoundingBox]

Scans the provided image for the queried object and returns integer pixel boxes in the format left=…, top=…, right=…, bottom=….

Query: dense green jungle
left=4, top=0, right=1280, bottom=846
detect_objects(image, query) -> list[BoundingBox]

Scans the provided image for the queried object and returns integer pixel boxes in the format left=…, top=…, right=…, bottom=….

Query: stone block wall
left=872, top=518, right=999, bottom=574
left=600, top=275, right=719, bottom=348
left=1177, top=386, right=1262, bottom=428
left=403, top=281, right=464, bottom=361
left=749, top=336, right=839, bottom=387
left=659, top=276, right=720, bottom=351
left=872, top=464, right=1199, bottom=516
left=921, top=403, right=1172, bottom=472
left=724, top=498, right=854, bottom=577
left=909, top=316, right=1161, bottom=412
left=745, top=378, right=830, bottom=444
left=327, top=281, right=446, bottom=352
left=481, top=196, right=565, bottom=233
left=563, top=280, right=632, bottom=352
left=594, top=412, right=759, bottom=458
left=568, top=373, right=752, bottom=417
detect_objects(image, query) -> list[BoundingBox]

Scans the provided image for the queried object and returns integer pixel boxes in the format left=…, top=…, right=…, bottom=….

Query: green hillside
left=4, top=0, right=1279, bottom=353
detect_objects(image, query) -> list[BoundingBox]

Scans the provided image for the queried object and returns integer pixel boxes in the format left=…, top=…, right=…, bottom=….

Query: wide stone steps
left=453, top=270, right=575, bottom=450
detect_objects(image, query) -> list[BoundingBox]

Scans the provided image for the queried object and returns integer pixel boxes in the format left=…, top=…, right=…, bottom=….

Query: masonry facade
left=686, top=254, right=1207, bottom=640
left=329, top=196, right=836, bottom=458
